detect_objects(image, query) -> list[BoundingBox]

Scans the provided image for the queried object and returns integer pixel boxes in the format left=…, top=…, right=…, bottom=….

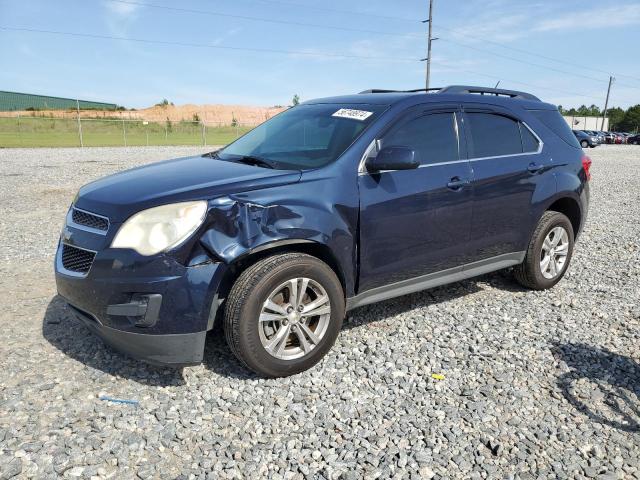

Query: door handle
left=447, top=177, right=470, bottom=190
left=527, top=163, right=544, bottom=174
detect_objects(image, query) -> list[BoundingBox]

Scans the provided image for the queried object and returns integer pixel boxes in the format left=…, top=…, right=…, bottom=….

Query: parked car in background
left=603, top=132, right=616, bottom=144
left=55, top=85, right=592, bottom=377
left=628, top=134, right=640, bottom=145
left=574, top=130, right=599, bottom=148
left=606, top=132, right=623, bottom=144
left=585, top=131, right=605, bottom=144
left=613, top=132, right=627, bottom=144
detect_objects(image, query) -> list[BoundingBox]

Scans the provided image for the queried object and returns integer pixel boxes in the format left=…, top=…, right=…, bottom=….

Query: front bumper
left=55, top=240, right=228, bottom=366
left=69, top=304, right=207, bottom=365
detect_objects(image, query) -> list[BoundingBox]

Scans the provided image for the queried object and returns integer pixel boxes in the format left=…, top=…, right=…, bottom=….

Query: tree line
left=558, top=104, right=640, bottom=132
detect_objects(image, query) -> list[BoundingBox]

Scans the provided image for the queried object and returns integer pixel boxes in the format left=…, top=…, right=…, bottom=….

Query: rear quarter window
left=520, top=124, right=540, bottom=153
left=529, top=109, right=581, bottom=148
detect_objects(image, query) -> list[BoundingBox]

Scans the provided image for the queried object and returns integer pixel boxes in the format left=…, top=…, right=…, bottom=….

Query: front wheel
left=514, top=211, right=575, bottom=290
left=224, top=253, right=345, bottom=377
left=580, top=140, right=589, bottom=148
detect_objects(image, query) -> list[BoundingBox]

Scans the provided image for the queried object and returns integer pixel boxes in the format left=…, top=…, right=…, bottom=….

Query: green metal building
left=0, top=91, right=117, bottom=111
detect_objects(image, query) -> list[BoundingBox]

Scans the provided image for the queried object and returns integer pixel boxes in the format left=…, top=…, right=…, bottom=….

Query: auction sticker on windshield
left=332, top=109, right=374, bottom=121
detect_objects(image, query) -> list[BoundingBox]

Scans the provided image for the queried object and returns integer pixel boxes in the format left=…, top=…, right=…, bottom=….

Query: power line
left=107, top=0, right=640, bottom=89
left=201, top=0, right=640, bottom=85
left=437, top=36, right=640, bottom=91
left=429, top=59, right=595, bottom=99
left=0, top=26, right=419, bottom=62
left=203, top=0, right=418, bottom=23
left=104, top=0, right=424, bottom=39
left=221, top=0, right=640, bottom=84
left=434, top=23, right=640, bottom=85
left=0, top=25, right=606, bottom=101
left=437, top=37, right=610, bottom=85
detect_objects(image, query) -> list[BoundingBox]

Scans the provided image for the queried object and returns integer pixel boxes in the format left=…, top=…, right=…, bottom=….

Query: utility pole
left=422, top=0, right=436, bottom=90
left=601, top=76, right=614, bottom=130
left=76, top=99, right=83, bottom=148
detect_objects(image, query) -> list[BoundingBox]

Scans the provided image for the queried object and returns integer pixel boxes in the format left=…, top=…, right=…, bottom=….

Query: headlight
left=112, top=201, right=207, bottom=256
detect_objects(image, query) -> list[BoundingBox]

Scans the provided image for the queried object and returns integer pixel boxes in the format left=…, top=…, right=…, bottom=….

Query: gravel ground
left=0, top=145, right=639, bottom=479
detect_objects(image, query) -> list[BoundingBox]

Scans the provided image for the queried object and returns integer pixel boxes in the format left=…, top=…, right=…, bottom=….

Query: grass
left=0, top=117, right=253, bottom=148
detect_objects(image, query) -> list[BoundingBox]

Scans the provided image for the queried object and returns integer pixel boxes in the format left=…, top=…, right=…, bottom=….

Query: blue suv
left=55, top=85, right=591, bottom=377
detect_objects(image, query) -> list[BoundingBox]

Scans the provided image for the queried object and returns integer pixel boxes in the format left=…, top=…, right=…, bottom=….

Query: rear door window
left=465, top=112, right=523, bottom=158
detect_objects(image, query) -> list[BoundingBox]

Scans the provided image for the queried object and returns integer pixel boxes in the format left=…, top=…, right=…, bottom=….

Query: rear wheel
left=514, top=211, right=575, bottom=290
left=224, top=253, right=345, bottom=377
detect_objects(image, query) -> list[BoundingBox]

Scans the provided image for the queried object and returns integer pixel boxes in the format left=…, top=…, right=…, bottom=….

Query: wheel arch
left=545, top=196, right=582, bottom=239
left=214, top=240, right=348, bottom=307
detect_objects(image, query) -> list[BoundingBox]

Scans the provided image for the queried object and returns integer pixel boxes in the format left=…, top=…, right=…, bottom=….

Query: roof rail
left=358, top=85, right=541, bottom=101
left=358, top=89, right=398, bottom=94
left=358, top=88, right=441, bottom=94
left=439, top=85, right=540, bottom=101
left=404, top=88, right=442, bottom=93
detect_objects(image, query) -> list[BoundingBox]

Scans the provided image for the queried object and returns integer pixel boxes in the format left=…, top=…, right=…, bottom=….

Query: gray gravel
left=0, top=145, right=639, bottom=479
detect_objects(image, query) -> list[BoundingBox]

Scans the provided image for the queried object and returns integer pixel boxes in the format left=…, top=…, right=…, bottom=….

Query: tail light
left=581, top=154, right=592, bottom=181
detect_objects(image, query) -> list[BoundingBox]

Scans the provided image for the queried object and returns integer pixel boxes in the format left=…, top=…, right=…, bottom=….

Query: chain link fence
left=0, top=116, right=254, bottom=148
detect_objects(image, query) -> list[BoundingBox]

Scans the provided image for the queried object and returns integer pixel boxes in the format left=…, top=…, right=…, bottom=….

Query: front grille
left=72, top=208, right=109, bottom=232
left=61, top=244, right=96, bottom=274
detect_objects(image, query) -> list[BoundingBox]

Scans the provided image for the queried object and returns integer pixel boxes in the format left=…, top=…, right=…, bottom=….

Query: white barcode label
left=332, top=108, right=373, bottom=121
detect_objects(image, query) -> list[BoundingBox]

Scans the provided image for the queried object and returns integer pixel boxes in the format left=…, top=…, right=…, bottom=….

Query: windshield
left=218, top=103, right=387, bottom=170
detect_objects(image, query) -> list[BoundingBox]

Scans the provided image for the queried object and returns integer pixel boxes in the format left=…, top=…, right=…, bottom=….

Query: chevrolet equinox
left=55, top=85, right=591, bottom=377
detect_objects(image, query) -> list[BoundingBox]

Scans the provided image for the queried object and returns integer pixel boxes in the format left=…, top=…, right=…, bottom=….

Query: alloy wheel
left=258, top=278, right=331, bottom=360
left=540, top=226, right=569, bottom=279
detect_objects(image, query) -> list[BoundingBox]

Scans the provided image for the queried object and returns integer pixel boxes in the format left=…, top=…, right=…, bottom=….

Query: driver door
left=357, top=107, right=474, bottom=292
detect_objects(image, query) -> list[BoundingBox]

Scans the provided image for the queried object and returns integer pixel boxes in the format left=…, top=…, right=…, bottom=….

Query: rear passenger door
left=461, top=105, right=547, bottom=262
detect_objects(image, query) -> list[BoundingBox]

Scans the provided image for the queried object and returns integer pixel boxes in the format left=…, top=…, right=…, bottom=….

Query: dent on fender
left=199, top=195, right=306, bottom=260
left=197, top=185, right=358, bottom=295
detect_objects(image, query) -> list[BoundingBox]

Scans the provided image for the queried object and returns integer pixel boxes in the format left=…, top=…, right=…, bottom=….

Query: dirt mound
left=0, top=103, right=288, bottom=126
left=138, top=104, right=286, bottom=125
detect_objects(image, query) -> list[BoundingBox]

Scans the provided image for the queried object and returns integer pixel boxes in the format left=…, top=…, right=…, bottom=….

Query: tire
left=514, top=211, right=575, bottom=290
left=224, top=253, right=345, bottom=377
left=580, top=140, right=589, bottom=148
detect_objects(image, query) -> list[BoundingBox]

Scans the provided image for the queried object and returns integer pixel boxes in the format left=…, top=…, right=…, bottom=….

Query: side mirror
left=365, top=146, right=419, bottom=172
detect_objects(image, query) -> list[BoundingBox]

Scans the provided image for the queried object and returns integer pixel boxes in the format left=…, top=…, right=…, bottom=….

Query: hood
left=75, top=155, right=302, bottom=220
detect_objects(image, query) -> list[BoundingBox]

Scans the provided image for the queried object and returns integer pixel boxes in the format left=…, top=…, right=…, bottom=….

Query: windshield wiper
left=234, top=155, right=276, bottom=169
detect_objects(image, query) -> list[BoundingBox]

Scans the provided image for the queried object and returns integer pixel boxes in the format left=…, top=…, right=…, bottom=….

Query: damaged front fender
left=198, top=174, right=359, bottom=296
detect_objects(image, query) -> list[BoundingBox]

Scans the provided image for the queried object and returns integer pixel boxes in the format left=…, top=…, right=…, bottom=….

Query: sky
left=1, top=0, right=640, bottom=109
